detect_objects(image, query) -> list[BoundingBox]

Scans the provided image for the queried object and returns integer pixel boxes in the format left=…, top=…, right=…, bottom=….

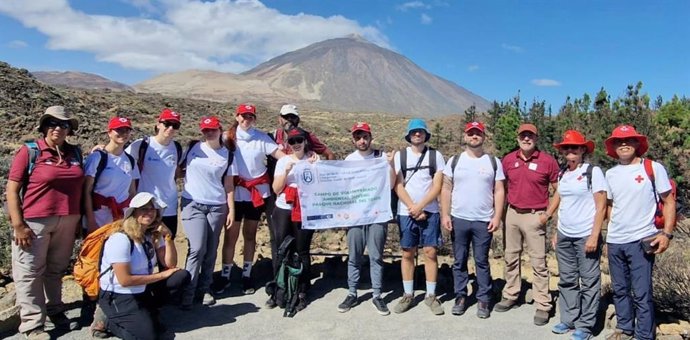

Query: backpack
left=449, top=152, right=498, bottom=186
left=557, top=163, right=594, bottom=192
left=642, top=158, right=678, bottom=229
left=136, top=136, right=183, bottom=172
left=391, top=147, right=438, bottom=217
left=73, top=222, right=134, bottom=300
left=21, top=140, right=83, bottom=199
left=92, top=149, right=135, bottom=191
left=179, top=140, right=234, bottom=182
left=265, top=235, right=303, bottom=317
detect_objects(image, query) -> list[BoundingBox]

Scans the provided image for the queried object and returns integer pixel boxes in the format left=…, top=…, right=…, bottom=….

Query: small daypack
left=265, top=235, right=303, bottom=318
left=73, top=222, right=134, bottom=300
left=643, top=158, right=678, bottom=229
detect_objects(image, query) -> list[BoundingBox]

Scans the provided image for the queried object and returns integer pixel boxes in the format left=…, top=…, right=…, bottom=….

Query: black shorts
left=234, top=201, right=266, bottom=222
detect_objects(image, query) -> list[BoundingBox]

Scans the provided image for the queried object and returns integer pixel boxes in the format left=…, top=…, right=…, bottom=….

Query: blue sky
left=0, top=0, right=688, bottom=110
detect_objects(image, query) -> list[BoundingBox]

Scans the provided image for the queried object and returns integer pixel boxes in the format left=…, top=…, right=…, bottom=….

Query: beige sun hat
left=37, top=106, right=79, bottom=135
left=123, top=192, right=167, bottom=220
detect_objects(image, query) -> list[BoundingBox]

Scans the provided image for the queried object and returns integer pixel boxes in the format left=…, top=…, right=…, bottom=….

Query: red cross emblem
left=635, top=175, right=644, bottom=183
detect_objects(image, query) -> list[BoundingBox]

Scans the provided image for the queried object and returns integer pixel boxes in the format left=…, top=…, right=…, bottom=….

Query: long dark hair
left=223, top=120, right=238, bottom=152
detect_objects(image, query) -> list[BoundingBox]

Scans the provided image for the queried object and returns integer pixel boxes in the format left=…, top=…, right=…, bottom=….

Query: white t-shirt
left=606, top=160, right=672, bottom=244
left=557, top=164, right=607, bottom=238
left=273, top=155, right=307, bottom=210
left=126, top=137, right=179, bottom=216
left=234, top=127, right=278, bottom=202
left=85, top=151, right=140, bottom=203
left=394, top=147, right=445, bottom=215
left=181, top=142, right=237, bottom=205
left=99, top=232, right=161, bottom=294
left=344, top=149, right=387, bottom=161
left=442, top=152, right=505, bottom=222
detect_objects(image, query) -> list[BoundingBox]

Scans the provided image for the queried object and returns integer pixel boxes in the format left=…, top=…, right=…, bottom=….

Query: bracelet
left=164, top=235, right=173, bottom=242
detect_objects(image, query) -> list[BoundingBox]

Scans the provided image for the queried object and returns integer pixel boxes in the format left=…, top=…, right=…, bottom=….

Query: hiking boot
left=295, top=293, right=308, bottom=312
left=534, top=309, right=550, bottom=326
left=424, top=295, right=445, bottom=315
left=46, top=312, right=80, bottom=331
left=393, top=294, right=414, bottom=314
left=570, top=329, right=593, bottom=340
left=477, top=300, right=491, bottom=319
left=552, top=322, right=574, bottom=334
left=337, top=294, right=358, bottom=313
left=242, top=277, right=255, bottom=295
left=202, top=293, right=216, bottom=306
left=451, top=296, right=466, bottom=316
left=265, top=297, right=278, bottom=309
left=24, top=327, right=50, bottom=340
left=604, top=329, right=634, bottom=340
left=210, top=275, right=231, bottom=295
left=372, top=296, right=390, bottom=316
left=90, top=306, right=109, bottom=338
left=494, top=298, right=518, bottom=312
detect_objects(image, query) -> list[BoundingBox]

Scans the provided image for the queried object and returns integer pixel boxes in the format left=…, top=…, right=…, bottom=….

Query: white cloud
left=0, top=0, right=388, bottom=73
left=531, top=78, right=561, bottom=87
left=501, top=43, right=524, bottom=53
left=8, top=40, right=28, bottom=48
left=467, top=65, right=479, bottom=72
left=420, top=13, right=432, bottom=24
left=397, top=1, right=430, bottom=11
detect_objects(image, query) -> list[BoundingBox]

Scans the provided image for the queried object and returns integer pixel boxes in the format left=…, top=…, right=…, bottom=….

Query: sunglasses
left=161, top=121, right=181, bottom=130
left=560, top=145, right=581, bottom=151
left=466, top=130, right=483, bottom=137
left=45, top=119, right=71, bottom=130
left=613, top=137, right=638, bottom=145
left=114, top=127, right=132, bottom=134
left=287, top=137, right=305, bottom=145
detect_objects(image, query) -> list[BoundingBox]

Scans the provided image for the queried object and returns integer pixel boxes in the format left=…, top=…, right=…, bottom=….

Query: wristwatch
left=661, top=231, right=674, bottom=240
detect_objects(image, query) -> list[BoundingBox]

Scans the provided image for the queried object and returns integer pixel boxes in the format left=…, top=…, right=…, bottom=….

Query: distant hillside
left=136, top=36, right=490, bottom=116
left=32, top=71, right=133, bottom=91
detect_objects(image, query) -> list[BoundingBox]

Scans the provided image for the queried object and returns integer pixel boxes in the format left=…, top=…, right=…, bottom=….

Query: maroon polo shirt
left=502, top=149, right=559, bottom=210
left=8, top=139, right=85, bottom=219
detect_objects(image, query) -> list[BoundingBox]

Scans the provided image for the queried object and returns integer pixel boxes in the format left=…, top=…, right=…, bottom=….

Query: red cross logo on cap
left=245, top=105, right=252, bottom=110
left=621, top=126, right=630, bottom=131
left=204, top=118, right=211, bottom=124
left=357, top=122, right=364, bottom=127
left=119, top=118, right=128, bottom=122
left=171, top=111, right=178, bottom=116
left=472, top=122, right=479, bottom=126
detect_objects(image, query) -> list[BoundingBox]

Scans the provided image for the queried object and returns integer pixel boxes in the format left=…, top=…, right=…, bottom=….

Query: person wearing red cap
left=268, top=127, right=314, bottom=313
left=83, top=117, right=140, bottom=233
left=336, top=122, right=395, bottom=316
left=440, top=121, right=505, bottom=319
left=179, top=116, right=237, bottom=309
left=547, top=130, right=607, bottom=340
left=496, top=123, right=559, bottom=326
left=125, top=109, right=183, bottom=238
left=212, top=104, right=285, bottom=296
left=603, top=125, right=675, bottom=340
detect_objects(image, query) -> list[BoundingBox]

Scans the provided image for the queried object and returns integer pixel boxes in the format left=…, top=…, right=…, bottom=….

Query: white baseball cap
left=279, top=104, right=299, bottom=116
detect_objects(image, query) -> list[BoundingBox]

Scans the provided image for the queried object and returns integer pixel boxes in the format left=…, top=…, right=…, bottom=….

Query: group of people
left=5, top=103, right=676, bottom=340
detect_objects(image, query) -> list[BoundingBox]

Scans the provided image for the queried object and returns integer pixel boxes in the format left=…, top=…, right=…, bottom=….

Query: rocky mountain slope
left=135, top=36, right=490, bottom=116
left=31, top=71, right=133, bottom=91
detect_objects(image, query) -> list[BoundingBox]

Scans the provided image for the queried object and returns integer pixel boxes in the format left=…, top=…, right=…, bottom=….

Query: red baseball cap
left=517, top=123, right=538, bottom=135
left=158, top=108, right=181, bottom=122
left=464, top=121, right=485, bottom=133
left=287, top=127, right=307, bottom=139
left=108, top=117, right=132, bottom=130
left=604, top=125, right=648, bottom=158
left=351, top=122, right=372, bottom=134
left=236, top=104, right=256, bottom=116
left=199, top=116, right=221, bottom=130
left=553, top=130, right=595, bottom=154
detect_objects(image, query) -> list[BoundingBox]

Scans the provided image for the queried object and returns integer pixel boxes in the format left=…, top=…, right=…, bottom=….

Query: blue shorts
left=398, top=213, right=442, bottom=248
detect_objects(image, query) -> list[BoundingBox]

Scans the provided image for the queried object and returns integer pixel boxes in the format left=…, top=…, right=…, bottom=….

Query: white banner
left=294, top=159, right=392, bottom=229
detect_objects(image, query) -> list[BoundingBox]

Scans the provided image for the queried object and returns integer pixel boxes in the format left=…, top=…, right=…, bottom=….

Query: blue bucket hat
left=405, top=118, right=431, bottom=143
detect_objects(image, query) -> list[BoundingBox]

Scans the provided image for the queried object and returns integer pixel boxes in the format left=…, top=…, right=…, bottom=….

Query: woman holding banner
left=267, top=127, right=314, bottom=311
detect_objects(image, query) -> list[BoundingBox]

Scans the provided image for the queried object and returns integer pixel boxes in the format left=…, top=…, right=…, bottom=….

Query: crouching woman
left=98, top=192, right=189, bottom=340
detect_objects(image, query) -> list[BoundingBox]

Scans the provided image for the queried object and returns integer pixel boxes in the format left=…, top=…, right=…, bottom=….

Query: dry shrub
left=653, top=241, right=690, bottom=319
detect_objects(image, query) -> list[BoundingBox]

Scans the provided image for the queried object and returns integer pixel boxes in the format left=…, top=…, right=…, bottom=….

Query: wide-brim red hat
left=604, top=125, right=648, bottom=158
left=553, top=130, right=595, bottom=154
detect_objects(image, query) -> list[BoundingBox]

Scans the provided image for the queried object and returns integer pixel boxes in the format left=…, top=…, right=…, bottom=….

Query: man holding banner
left=336, top=122, right=395, bottom=316
left=392, top=119, right=445, bottom=315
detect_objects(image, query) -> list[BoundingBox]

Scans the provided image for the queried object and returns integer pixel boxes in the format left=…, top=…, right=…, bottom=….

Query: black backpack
left=265, top=235, right=303, bottom=317
left=92, top=149, right=135, bottom=193
left=135, top=136, right=182, bottom=173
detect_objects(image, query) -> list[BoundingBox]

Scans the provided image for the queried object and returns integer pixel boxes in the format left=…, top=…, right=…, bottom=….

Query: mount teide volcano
left=135, top=36, right=490, bottom=116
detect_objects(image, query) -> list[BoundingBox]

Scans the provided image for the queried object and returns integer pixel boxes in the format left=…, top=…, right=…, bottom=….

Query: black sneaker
left=265, top=297, right=278, bottom=309
left=295, top=293, right=308, bottom=312
left=477, top=301, right=491, bottom=319
left=451, top=296, right=466, bottom=316
left=337, top=294, right=358, bottom=313
left=46, top=312, right=80, bottom=331
left=211, top=276, right=231, bottom=295
left=242, top=277, right=255, bottom=295
left=372, top=296, right=390, bottom=316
